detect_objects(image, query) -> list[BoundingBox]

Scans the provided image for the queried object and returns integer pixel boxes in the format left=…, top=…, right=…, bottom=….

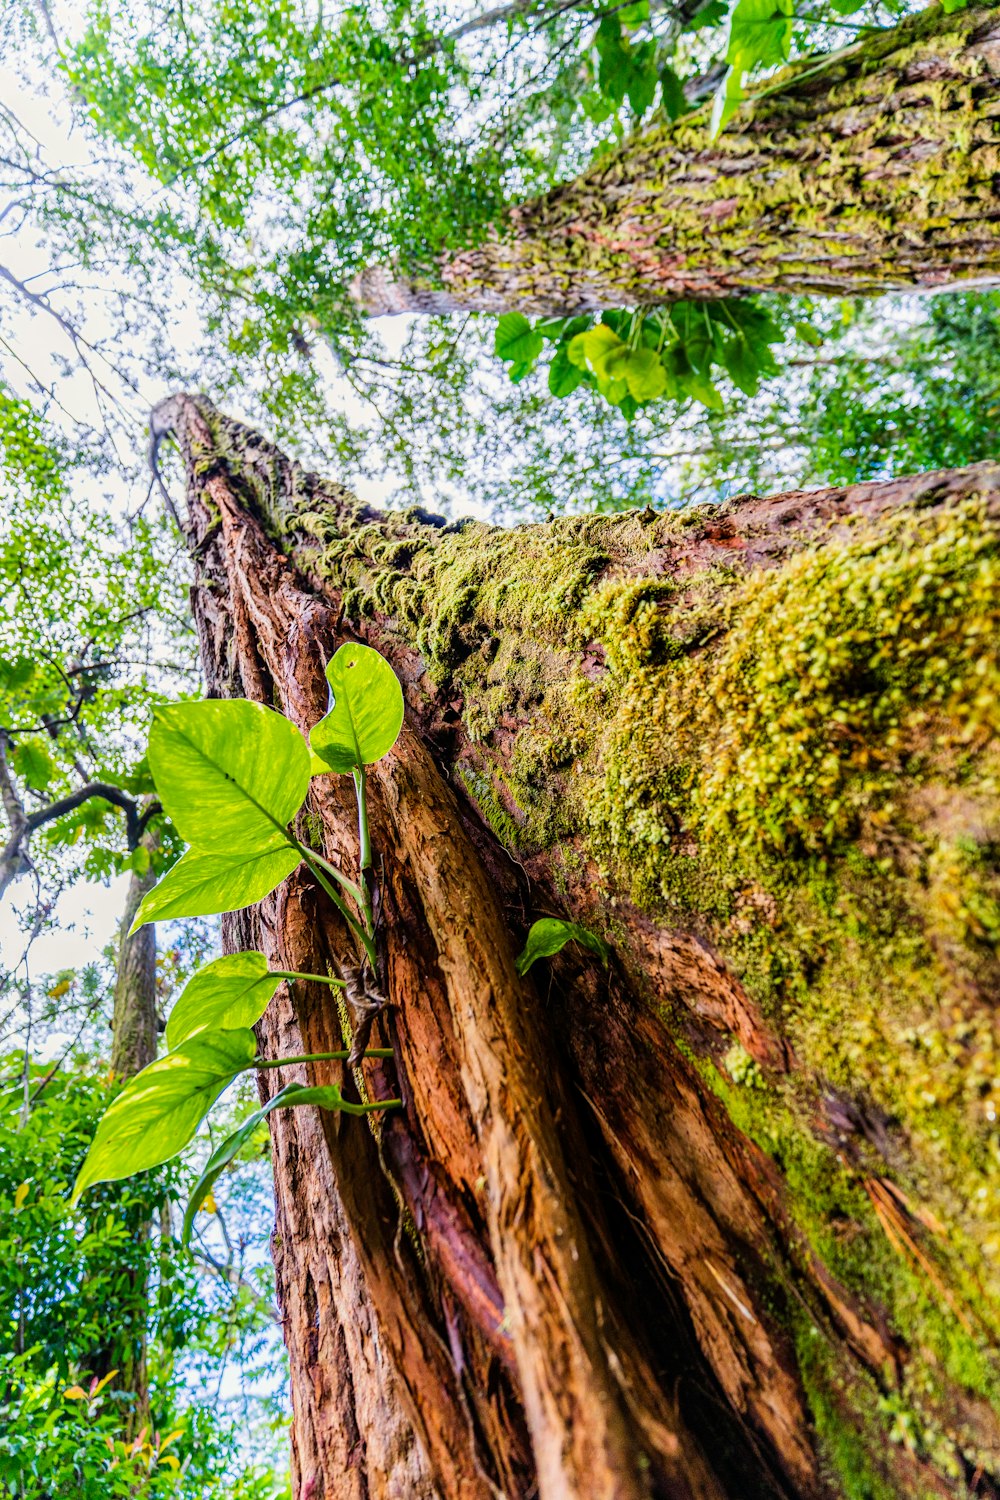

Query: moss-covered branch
left=354, top=3, right=1000, bottom=316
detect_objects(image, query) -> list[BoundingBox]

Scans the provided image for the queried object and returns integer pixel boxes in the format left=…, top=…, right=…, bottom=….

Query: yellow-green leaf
left=166, top=951, right=284, bottom=1050
left=130, top=845, right=301, bottom=932
left=310, top=643, right=404, bottom=774
left=72, top=1028, right=258, bottom=1201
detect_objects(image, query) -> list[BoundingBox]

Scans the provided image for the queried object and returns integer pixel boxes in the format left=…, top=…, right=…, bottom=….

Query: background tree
left=0, top=389, right=288, bottom=1495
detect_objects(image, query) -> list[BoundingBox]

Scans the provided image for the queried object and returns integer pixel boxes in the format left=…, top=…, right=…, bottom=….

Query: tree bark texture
left=159, top=392, right=1000, bottom=1500
left=352, top=2, right=1000, bottom=317
left=111, top=823, right=160, bottom=1079
left=91, top=822, right=162, bottom=1434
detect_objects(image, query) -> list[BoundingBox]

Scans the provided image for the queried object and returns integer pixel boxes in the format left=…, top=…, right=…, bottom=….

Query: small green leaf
left=495, top=312, right=544, bottom=366
left=548, top=347, right=586, bottom=397
left=515, top=917, right=609, bottom=975
left=166, top=952, right=284, bottom=1050
left=581, top=324, right=627, bottom=380
left=130, top=845, right=301, bottom=932
left=720, top=338, right=761, bottom=396
left=794, top=320, right=823, bottom=348
left=684, top=0, right=728, bottom=29
left=121, top=756, right=156, bottom=796
left=130, top=844, right=152, bottom=878
left=181, top=1080, right=351, bottom=1245
left=310, top=642, right=404, bottom=774
left=12, top=737, right=57, bottom=793
left=659, top=65, right=687, bottom=121
left=726, top=0, right=793, bottom=73
left=148, top=700, right=310, bottom=854
left=72, top=1028, right=258, bottom=1201
left=623, top=347, right=667, bottom=402
left=684, top=369, right=725, bottom=410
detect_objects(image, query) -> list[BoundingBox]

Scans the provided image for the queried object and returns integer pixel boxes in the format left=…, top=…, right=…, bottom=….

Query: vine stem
left=353, top=765, right=376, bottom=938
left=252, top=1048, right=394, bottom=1068
left=271, top=969, right=346, bottom=987
left=297, top=845, right=377, bottom=965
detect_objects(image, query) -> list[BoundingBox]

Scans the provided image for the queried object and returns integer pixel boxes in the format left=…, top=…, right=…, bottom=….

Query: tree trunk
left=353, top=1, right=1000, bottom=317
left=158, top=392, right=1000, bottom=1500
left=93, top=823, right=160, bottom=1433
left=111, top=823, right=159, bottom=1078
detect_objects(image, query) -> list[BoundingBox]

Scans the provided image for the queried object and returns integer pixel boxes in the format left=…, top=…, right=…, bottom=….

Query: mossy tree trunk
left=353, top=2, right=1000, bottom=318
left=159, top=392, right=1000, bottom=1500
left=90, top=822, right=162, bottom=1435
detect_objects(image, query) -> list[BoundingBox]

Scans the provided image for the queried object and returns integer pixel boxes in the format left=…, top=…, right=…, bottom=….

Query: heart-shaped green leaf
left=130, top=845, right=301, bottom=932
left=166, top=952, right=285, bottom=1050
left=515, top=917, right=609, bottom=975
left=72, top=1028, right=258, bottom=1202
left=148, top=700, right=310, bottom=854
left=310, top=643, right=404, bottom=774
left=495, top=312, right=544, bottom=366
left=623, top=347, right=667, bottom=402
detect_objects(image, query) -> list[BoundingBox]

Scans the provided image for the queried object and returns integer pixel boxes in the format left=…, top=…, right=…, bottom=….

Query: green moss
left=458, top=766, right=524, bottom=852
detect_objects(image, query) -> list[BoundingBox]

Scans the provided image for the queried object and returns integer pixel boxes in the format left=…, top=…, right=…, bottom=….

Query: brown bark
left=156, top=392, right=1000, bottom=1500
left=353, top=2, right=1000, bottom=317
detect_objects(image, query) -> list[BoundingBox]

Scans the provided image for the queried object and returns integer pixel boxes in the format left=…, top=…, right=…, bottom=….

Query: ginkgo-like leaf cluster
left=496, top=303, right=786, bottom=419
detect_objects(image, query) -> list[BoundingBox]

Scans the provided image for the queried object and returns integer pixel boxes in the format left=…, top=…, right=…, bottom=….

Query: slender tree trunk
left=111, top=823, right=159, bottom=1078
left=157, top=392, right=1000, bottom=1500
left=92, top=823, right=160, bottom=1434
left=353, top=2, right=1000, bottom=317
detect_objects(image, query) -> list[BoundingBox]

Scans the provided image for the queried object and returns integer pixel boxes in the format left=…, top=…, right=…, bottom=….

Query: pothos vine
left=72, top=642, right=601, bottom=1235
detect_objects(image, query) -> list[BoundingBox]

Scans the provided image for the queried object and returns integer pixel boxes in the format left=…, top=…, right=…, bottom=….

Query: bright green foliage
left=148, top=701, right=312, bottom=854
left=72, top=1029, right=259, bottom=1200
left=0, top=1355, right=184, bottom=1498
left=0, top=386, right=185, bottom=891
left=51, top=0, right=935, bottom=452
left=497, top=303, right=783, bottom=418
left=310, top=642, right=405, bottom=773
left=515, top=917, right=610, bottom=975
left=166, top=952, right=286, bottom=1049
left=1, top=1064, right=192, bottom=1379
left=0, top=1059, right=282, bottom=1497
left=674, top=292, right=1000, bottom=507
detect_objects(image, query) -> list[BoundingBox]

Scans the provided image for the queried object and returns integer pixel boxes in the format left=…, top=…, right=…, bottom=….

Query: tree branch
left=26, top=781, right=140, bottom=849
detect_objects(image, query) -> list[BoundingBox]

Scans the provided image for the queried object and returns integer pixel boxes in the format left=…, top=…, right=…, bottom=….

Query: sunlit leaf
left=515, top=917, right=609, bottom=975
left=130, top=845, right=301, bottom=931
left=148, top=700, right=310, bottom=853
left=166, top=951, right=284, bottom=1050
left=495, top=312, right=544, bottom=365
left=72, top=1028, right=258, bottom=1201
left=310, top=642, right=404, bottom=773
